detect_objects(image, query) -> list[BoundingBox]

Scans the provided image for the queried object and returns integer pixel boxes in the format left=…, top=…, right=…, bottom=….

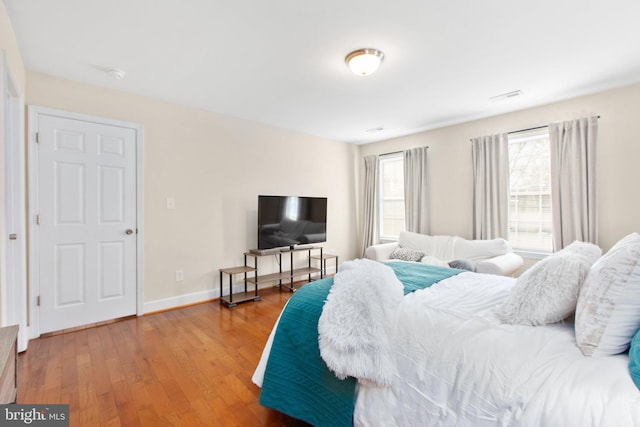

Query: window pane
left=381, top=158, right=404, bottom=198
left=379, top=154, right=405, bottom=239
left=508, top=130, right=552, bottom=252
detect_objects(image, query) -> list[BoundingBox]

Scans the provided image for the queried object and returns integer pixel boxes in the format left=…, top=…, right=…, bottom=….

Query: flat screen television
left=257, top=195, right=327, bottom=250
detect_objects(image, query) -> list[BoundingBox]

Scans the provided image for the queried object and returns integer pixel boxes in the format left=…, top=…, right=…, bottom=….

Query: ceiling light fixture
left=345, top=48, right=384, bottom=77
left=105, top=68, right=127, bottom=80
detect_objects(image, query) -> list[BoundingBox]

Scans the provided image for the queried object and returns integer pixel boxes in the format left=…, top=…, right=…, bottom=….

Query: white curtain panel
left=471, top=133, right=509, bottom=240
left=362, top=155, right=379, bottom=256
left=403, top=147, right=430, bottom=234
left=549, top=116, right=598, bottom=250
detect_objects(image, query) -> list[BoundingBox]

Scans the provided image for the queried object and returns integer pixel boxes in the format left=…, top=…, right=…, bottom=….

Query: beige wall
left=26, top=71, right=359, bottom=304
left=358, top=83, right=640, bottom=255
left=0, top=1, right=26, bottom=323
left=7, top=0, right=640, bottom=314
left=0, top=2, right=25, bottom=90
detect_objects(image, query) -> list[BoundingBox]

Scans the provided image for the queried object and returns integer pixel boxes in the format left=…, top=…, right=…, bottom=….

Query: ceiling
left=5, top=0, right=640, bottom=144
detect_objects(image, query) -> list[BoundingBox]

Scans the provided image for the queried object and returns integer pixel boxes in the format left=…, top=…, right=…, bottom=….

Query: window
left=379, top=153, right=405, bottom=240
left=508, top=128, right=552, bottom=253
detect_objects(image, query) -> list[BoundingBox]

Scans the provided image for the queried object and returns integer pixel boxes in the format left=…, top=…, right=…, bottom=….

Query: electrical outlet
left=175, top=269, right=184, bottom=282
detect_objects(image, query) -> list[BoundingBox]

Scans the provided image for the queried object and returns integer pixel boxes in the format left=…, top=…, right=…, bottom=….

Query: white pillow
left=454, top=238, right=509, bottom=261
left=420, top=255, right=449, bottom=268
left=398, top=231, right=433, bottom=254
left=496, top=241, right=602, bottom=326
left=575, top=233, right=640, bottom=356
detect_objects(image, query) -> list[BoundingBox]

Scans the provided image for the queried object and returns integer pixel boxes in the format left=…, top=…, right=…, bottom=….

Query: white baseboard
left=143, top=283, right=247, bottom=314
left=143, top=279, right=310, bottom=314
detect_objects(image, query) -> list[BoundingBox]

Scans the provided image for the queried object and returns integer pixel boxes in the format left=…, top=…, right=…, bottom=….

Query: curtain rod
left=507, top=124, right=548, bottom=134
left=508, top=115, right=601, bottom=135
left=469, top=116, right=601, bottom=141
left=379, top=146, right=429, bottom=157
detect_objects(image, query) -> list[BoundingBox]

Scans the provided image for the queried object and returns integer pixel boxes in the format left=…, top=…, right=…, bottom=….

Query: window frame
left=507, top=127, right=553, bottom=257
left=378, top=152, right=406, bottom=241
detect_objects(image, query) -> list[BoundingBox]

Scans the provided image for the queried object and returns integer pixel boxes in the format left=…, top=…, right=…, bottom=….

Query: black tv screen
left=258, top=195, right=327, bottom=250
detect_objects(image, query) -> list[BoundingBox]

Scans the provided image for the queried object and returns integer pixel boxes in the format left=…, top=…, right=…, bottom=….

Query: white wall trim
left=144, top=289, right=218, bottom=314
left=2, top=50, right=28, bottom=351
left=135, top=124, right=145, bottom=317
left=143, top=283, right=263, bottom=314
left=27, top=105, right=145, bottom=338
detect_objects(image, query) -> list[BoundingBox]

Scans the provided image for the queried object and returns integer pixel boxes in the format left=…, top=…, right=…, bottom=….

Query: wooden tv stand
left=219, top=246, right=329, bottom=307
left=246, top=246, right=323, bottom=293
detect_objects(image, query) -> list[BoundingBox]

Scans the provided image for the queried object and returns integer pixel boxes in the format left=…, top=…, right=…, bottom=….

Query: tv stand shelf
left=218, top=266, right=260, bottom=308
left=218, top=246, right=328, bottom=308
left=245, top=246, right=324, bottom=292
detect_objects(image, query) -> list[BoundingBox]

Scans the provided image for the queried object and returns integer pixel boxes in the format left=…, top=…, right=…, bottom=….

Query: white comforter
left=353, top=272, right=640, bottom=427
left=254, top=269, right=640, bottom=426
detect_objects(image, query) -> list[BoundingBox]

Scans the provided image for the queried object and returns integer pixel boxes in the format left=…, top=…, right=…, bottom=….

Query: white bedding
left=254, top=270, right=640, bottom=426
left=354, top=272, right=640, bottom=426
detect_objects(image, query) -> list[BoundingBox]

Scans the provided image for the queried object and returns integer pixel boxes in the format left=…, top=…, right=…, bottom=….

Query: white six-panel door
left=35, top=112, right=138, bottom=334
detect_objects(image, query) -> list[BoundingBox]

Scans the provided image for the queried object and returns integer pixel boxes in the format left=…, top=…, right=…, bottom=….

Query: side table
left=310, top=253, right=338, bottom=278
left=219, top=266, right=260, bottom=308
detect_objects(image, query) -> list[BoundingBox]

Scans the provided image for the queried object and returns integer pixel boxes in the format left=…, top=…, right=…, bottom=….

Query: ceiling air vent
left=490, top=90, right=522, bottom=102
left=366, top=126, right=384, bottom=133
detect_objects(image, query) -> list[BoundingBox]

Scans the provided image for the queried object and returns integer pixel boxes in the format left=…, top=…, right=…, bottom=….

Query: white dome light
left=106, top=68, right=126, bottom=80
left=345, top=49, right=384, bottom=77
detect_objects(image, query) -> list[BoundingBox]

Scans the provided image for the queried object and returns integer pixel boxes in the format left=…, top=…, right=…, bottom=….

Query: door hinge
left=36, top=214, right=41, bottom=225
left=37, top=295, right=41, bottom=306
left=36, top=132, right=40, bottom=143
left=9, top=233, right=17, bottom=240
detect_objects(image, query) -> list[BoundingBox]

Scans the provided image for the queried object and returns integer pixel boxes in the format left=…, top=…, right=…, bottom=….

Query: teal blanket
left=259, top=262, right=462, bottom=426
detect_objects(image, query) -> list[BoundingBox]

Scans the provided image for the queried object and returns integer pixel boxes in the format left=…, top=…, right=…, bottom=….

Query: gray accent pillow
left=448, top=259, right=478, bottom=272
left=389, top=246, right=424, bottom=262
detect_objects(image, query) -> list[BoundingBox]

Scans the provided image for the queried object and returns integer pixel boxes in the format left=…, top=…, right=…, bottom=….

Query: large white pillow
left=398, top=232, right=457, bottom=261
left=398, top=231, right=433, bottom=253
left=495, top=241, right=602, bottom=326
left=454, top=238, right=509, bottom=261
left=575, top=232, right=640, bottom=357
left=420, top=255, right=449, bottom=267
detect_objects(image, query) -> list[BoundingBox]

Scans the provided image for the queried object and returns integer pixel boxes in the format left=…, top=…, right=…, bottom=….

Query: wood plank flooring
left=17, top=287, right=311, bottom=426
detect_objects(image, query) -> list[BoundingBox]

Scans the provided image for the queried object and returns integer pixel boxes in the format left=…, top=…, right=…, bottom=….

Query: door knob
left=125, top=229, right=134, bottom=235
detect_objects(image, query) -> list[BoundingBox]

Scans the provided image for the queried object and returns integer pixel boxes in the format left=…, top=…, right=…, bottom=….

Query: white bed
left=254, top=251, right=640, bottom=426
left=351, top=271, right=639, bottom=426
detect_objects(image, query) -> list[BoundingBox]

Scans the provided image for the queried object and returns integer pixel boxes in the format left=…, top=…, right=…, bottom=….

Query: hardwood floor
left=18, top=287, right=312, bottom=426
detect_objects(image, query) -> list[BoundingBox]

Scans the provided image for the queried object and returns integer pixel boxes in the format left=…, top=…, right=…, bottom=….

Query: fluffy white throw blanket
left=318, top=259, right=403, bottom=386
